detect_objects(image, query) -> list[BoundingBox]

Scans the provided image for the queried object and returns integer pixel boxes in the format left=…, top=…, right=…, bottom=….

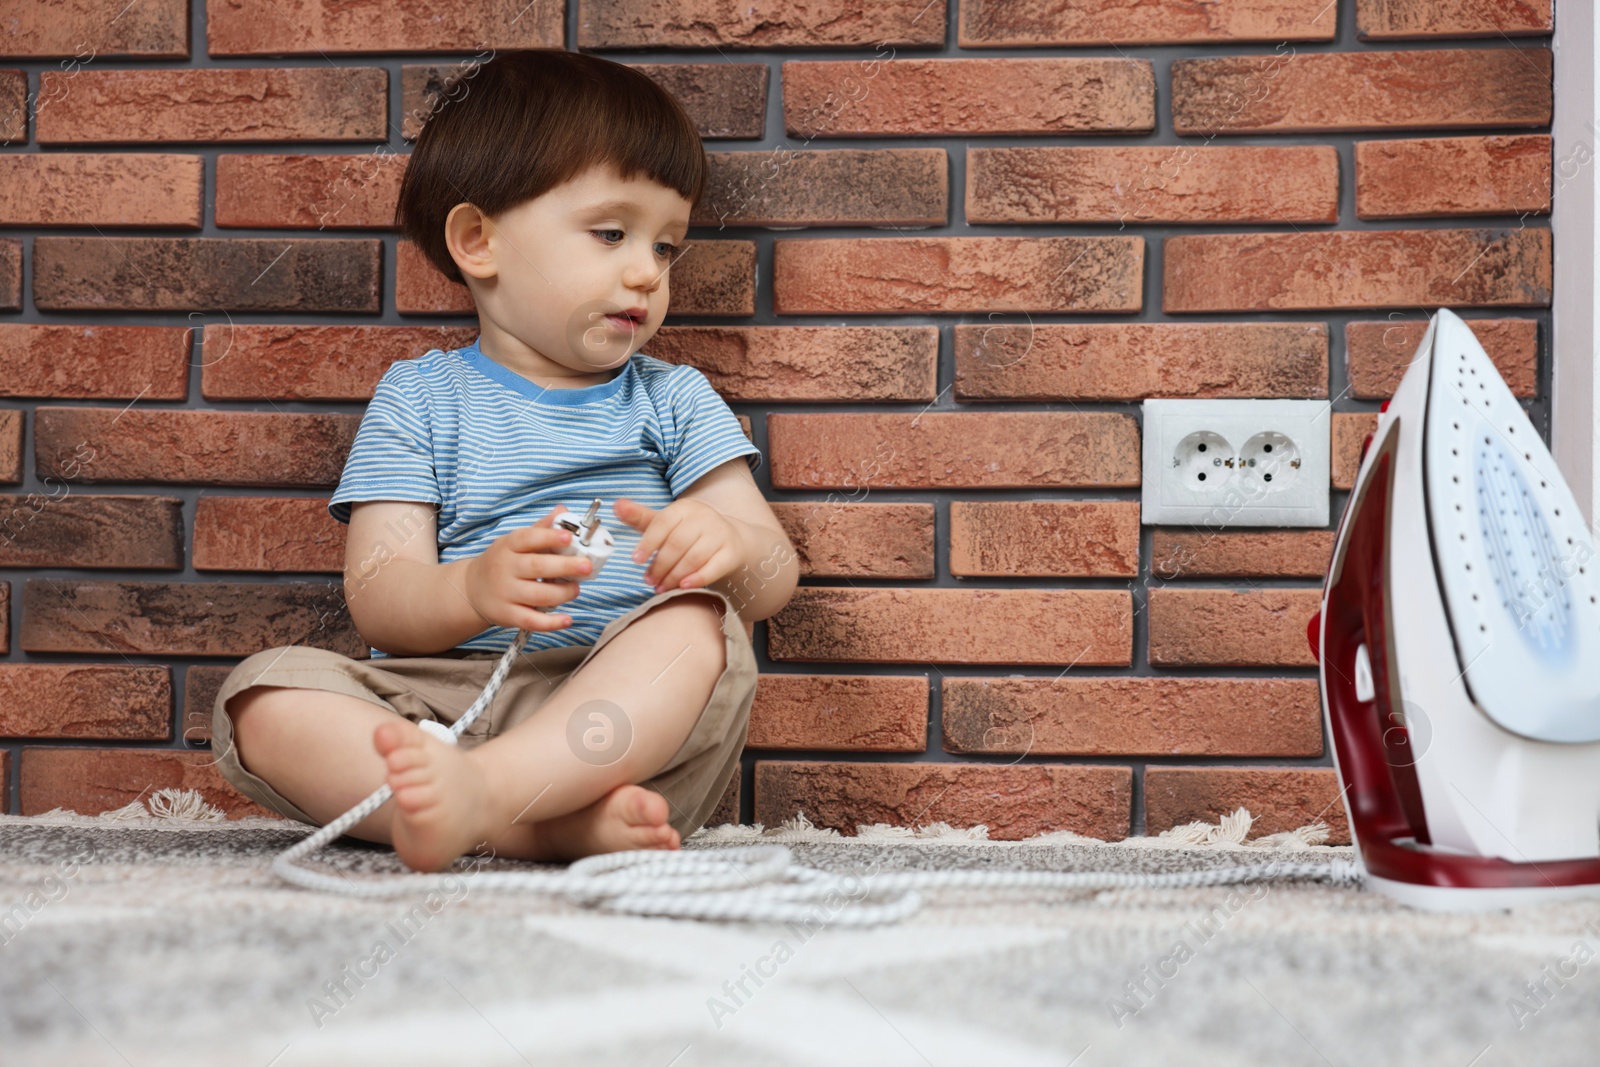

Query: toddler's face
left=454, top=163, right=692, bottom=375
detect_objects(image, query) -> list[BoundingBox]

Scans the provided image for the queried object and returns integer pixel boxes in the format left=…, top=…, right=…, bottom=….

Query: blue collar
left=458, top=337, right=630, bottom=407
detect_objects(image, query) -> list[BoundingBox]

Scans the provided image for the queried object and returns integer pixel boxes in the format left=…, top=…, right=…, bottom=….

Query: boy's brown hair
left=396, top=49, right=707, bottom=286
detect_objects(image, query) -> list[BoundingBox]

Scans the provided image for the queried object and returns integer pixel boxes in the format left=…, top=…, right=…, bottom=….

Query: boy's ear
left=444, top=202, right=498, bottom=282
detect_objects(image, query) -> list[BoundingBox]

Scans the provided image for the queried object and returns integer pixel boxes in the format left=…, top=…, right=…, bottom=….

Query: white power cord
left=271, top=499, right=1362, bottom=924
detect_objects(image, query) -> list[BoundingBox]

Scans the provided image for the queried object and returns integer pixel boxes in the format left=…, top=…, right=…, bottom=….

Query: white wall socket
left=1141, top=399, right=1331, bottom=527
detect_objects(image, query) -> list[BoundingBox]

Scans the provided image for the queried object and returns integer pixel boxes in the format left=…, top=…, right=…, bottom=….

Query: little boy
left=210, top=49, right=798, bottom=873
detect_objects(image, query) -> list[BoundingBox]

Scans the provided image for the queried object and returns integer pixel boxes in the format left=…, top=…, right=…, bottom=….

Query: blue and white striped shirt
left=329, top=336, right=762, bottom=657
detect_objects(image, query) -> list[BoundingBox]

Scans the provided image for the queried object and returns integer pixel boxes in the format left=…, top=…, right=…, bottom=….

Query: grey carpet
left=2, top=813, right=1595, bottom=1067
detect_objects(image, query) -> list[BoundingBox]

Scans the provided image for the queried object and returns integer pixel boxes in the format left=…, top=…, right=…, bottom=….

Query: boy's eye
left=593, top=229, right=679, bottom=260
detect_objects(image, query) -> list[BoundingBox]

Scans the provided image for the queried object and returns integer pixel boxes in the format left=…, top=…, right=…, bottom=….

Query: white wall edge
left=1552, top=0, right=1600, bottom=531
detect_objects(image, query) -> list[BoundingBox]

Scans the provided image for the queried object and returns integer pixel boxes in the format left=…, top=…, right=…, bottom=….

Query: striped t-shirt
left=328, top=336, right=763, bottom=658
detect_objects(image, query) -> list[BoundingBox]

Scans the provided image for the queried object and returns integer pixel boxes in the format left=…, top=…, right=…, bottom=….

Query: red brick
left=20, top=747, right=279, bottom=819
left=967, top=146, right=1337, bottom=224
left=1152, top=530, right=1335, bottom=579
left=747, top=674, right=927, bottom=752
left=580, top=0, right=944, bottom=49
left=215, top=152, right=405, bottom=229
left=36, top=68, right=388, bottom=144
left=699, top=149, right=947, bottom=228
left=688, top=245, right=774, bottom=317
left=1332, top=412, right=1379, bottom=491
left=0, top=324, right=189, bottom=399
left=949, top=501, right=1141, bottom=578
left=1144, top=767, right=1349, bottom=843
left=1164, top=229, right=1551, bottom=312
left=639, top=63, right=771, bottom=140
left=770, top=502, right=934, bottom=579
left=200, top=324, right=476, bottom=401
left=0, top=71, right=25, bottom=147
left=769, top=412, right=1140, bottom=489
left=183, top=665, right=235, bottom=743
left=0, top=410, right=21, bottom=484
left=0, top=665, right=171, bottom=739
left=768, top=588, right=1132, bottom=666
left=955, top=322, right=1328, bottom=400
left=1357, top=0, right=1552, bottom=39
left=35, top=408, right=359, bottom=488
left=0, top=238, right=19, bottom=310
left=0, top=154, right=202, bottom=227
left=647, top=326, right=937, bottom=403
left=1346, top=318, right=1536, bottom=399
left=707, top=775, right=739, bottom=827
left=756, top=760, right=1132, bottom=840
left=395, top=239, right=473, bottom=314
left=666, top=241, right=763, bottom=316
left=34, top=237, right=382, bottom=312
left=1172, top=48, right=1551, bottom=134
left=961, top=0, right=1336, bottom=45
left=1148, top=587, right=1322, bottom=667
left=0, top=583, right=8, bottom=652
left=396, top=238, right=757, bottom=316
left=783, top=58, right=1155, bottom=137
left=403, top=64, right=471, bottom=141
left=942, top=677, right=1321, bottom=757
left=402, top=63, right=770, bottom=141
left=193, top=496, right=345, bottom=572
left=0, top=495, right=183, bottom=569
left=0, top=0, right=188, bottom=57
left=775, top=237, right=1143, bottom=314
left=210, top=0, right=560, bottom=55
left=21, top=579, right=365, bottom=658
left=1356, top=136, right=1551, bottom=219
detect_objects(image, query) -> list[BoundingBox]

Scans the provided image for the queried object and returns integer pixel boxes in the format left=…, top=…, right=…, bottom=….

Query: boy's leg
left=226, top=685, right=395, bottom=840
left=224, top=685, right=542, bottom=859
left=373, top=591, right=732, bottom=870
left=227, top=684, right=671, bottom=862
left=471, top=591, right=729, bottom=833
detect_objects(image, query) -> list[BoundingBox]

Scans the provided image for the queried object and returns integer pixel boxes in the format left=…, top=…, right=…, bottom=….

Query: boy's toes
left=622, top=786, right=670, bottom=828
left=383, top=744, right=428, bottom=775
left=393, top=783, right=437, bottom=814
left=372, top=720, right=414, bottom=758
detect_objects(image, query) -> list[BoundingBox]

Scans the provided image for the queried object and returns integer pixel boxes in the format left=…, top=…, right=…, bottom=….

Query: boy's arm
left=675, top=458, right=799, bottom=622
left=342, top=500, right=496, bottom=656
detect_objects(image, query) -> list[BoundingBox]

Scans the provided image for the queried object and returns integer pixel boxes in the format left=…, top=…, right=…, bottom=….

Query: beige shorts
left=209, top=586, right=757, bottom=840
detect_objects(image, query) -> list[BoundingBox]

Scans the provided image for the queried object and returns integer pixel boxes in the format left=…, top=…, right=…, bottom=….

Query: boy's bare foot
left=531, top=784, right=681, bottom=862
left=373, top=719, right=502, bottom=872
left=373, top=720, right=681, bottom=870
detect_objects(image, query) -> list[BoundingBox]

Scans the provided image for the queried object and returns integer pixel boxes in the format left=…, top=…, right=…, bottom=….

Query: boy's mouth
left=605, top=309, right=646, bottom=331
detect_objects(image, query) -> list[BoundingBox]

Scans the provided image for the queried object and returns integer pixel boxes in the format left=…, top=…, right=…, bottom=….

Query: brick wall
left=0, top=0, right=1555, bottom=841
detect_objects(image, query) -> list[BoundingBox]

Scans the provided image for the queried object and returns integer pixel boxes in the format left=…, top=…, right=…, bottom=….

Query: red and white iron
left=1312, top=308, right=1600, bottom=910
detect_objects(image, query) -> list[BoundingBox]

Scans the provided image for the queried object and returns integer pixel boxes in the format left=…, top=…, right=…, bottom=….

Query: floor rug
left=2, top=797, right=1593, bottom=1066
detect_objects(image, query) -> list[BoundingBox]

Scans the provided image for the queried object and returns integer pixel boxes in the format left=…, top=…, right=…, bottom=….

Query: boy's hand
left=615, top=497, right=742, bottom=594
left=462, top=505, right=593, bottom=631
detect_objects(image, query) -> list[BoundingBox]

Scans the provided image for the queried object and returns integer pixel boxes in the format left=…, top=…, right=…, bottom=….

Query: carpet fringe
left=691, top=804, right=1334, bottom=850
left=6, top=789, right=1336, bottom=850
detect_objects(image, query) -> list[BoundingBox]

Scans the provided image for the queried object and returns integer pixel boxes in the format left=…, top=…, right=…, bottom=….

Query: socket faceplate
left=1141, top=399, right=1331, bottom=527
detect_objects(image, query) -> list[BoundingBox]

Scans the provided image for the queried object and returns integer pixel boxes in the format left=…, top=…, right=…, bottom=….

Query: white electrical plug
left=547, top=498, right=616, bottom=602
left=416, top=499, right=616, bottom=749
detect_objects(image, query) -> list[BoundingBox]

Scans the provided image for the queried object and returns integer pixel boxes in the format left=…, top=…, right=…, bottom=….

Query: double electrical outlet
left=1141, top=399, right=1331, bottom=527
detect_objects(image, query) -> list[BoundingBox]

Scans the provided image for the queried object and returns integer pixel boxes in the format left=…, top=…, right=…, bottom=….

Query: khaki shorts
left=210, top=586, right=757, bottom=840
